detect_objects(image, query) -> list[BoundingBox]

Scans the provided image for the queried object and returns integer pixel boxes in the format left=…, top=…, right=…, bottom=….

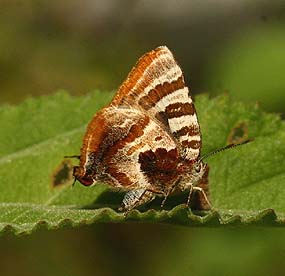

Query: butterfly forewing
left=112, top=46, right=201, bottom=160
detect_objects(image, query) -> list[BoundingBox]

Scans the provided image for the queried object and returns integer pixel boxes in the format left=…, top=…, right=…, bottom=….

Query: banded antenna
left=199, top=139, right=253, bottom=162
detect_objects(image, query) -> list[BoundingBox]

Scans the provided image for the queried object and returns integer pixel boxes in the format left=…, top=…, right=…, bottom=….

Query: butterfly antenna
left=199, top=139, right=253, bottom=162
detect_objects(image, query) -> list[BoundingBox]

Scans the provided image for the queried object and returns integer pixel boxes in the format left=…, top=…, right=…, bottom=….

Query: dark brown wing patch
left=139, top=148, right=179, bottom=187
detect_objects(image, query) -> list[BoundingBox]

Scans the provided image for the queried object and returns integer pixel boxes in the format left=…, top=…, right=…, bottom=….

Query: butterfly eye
left=194, top=162, right=201, bottom=173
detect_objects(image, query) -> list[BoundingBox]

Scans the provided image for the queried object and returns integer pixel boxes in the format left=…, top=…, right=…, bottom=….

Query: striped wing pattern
left=112, top=46, right=201, bottom=161
left=79, top=106, right=178, bottom=189
left=73, top=46, right=210, bottom=211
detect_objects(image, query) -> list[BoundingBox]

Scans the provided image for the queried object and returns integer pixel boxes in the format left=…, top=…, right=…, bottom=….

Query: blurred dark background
left=1, top=1, right=285, bottom=275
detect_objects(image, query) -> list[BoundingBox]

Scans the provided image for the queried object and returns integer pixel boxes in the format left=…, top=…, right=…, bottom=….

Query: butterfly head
left=192, top=160, right=207, bottom=179
left=177, top=159, right=207, bottom=191
left=183, top=159, right=207, bottom=188
left=73, top=165, right=94, bottom=186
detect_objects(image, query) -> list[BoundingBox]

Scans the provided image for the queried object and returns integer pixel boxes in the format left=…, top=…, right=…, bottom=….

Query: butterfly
left=71, top=46, right=249, bottom=212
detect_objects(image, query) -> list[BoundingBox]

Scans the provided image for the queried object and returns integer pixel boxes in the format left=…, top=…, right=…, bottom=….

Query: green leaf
left=0, top=91, right=285, bottom=235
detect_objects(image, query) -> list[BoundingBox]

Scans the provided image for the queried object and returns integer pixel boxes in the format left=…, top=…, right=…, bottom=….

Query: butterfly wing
left=111, top=46, right=201, bottom=161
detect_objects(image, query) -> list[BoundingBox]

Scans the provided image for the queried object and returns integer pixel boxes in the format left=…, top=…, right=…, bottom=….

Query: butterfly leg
left=160, top=177, right=182, bottom=208
left=160, top=189, right=172, bottom=208
left=186, top=185, right=194, bottom=207
left=119, top=189, right=155, bottom=212
left=187, top=186, right=212, bottom=209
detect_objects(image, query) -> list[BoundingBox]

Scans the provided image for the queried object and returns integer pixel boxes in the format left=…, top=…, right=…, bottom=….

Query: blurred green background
left=0, top=1, right=285, bottom=275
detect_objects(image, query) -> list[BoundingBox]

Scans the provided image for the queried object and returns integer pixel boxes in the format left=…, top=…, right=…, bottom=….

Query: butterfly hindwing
left=80, top=106, right=178, bottom=189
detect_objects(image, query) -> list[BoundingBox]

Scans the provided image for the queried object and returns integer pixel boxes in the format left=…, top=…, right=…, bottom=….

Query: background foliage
left=0, top=1, right=285, bottom=276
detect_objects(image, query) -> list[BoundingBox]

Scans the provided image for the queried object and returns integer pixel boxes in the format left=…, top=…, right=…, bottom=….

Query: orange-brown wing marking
left=112, top=46, right=172, bottom=106
left=79, top=108, right=109, bottom=170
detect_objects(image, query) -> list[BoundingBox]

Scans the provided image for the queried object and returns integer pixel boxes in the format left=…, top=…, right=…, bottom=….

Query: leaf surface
left=0, top=91, right=284, bottom=235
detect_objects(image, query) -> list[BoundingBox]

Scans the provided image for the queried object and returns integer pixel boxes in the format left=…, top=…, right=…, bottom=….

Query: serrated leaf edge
left=0, top=204, right=284, bottom=236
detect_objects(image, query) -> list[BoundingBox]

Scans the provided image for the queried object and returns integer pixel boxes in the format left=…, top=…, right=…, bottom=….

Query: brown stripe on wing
left=173, top=125, right=200, bottom=138
left=181, top=140, right=201, bottom=150
left=138, top=76, right=185, bottom=110
left=106, top=168, right=134, bottom=187
left=165, top=102, right=195, bottom=119
left=126, top=141, right=145, bottom=156
left=104, top=115, right=150, bottom=158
